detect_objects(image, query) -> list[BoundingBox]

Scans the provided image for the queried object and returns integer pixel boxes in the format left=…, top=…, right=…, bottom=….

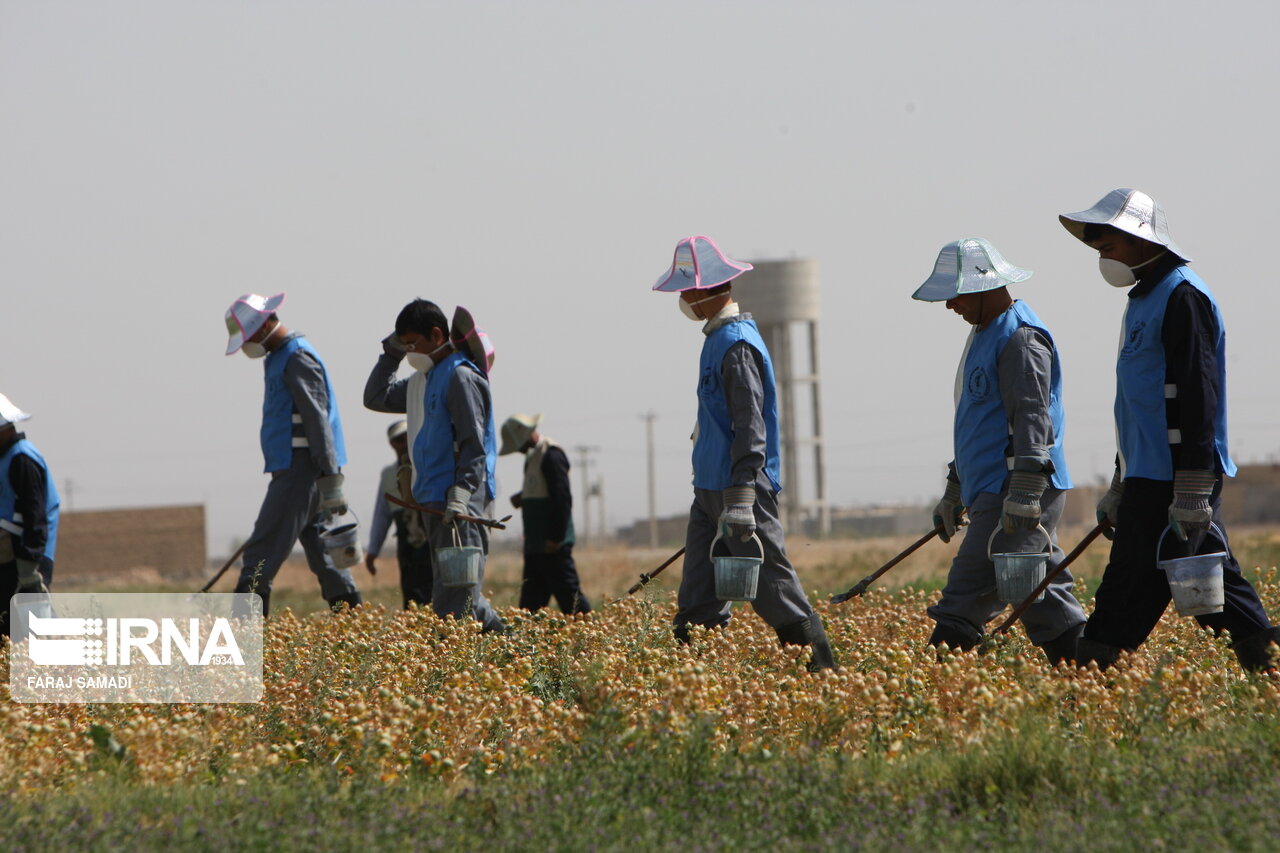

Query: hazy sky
left=3, top=1, right=1278, bottom=555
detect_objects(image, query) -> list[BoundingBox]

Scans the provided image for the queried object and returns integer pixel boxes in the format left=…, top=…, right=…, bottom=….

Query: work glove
left=16, top=559, right=48, bottom=595
left=1001, top=471, right=1049, bottom=534
left=317, top=473, right=348, bottom=521
left=1096, top=467, right=1125, bottom=540
left=718, top=485, right=757, bottom=542
left=1169, top=469, right=1216, bottom=542
left=443, top=486, right=471, bottom=526
left=381, top=332, right=407, bottom=361
left=932, top=477, right=966, bottom=543
left=510, top=492, right=523, bottom=509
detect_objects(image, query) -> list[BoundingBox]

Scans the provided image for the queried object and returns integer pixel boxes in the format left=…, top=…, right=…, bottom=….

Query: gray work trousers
left=423, top=506, right=505, bottom=632
left=236, top=450, right=359, bottom=605
left=927, top=488, right=1086, bottom=645
left=676, top=486, right=814, bottom=632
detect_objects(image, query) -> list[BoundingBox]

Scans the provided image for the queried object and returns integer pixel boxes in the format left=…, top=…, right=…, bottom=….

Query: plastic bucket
left=1157, top=524, right=1226, bottom=617
left=437, top=525, right=482, bottom=588
left=320, top=512, right=362, bottom=570
left=712, top=532, right=763, bottom=602
left=988, top=525, right=1050, bottom=604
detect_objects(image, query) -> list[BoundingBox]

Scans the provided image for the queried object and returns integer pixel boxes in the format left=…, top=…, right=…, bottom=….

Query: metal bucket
left=712, top=532, right=763, bottom=602
left=1157, top=524, right=1226, bottom=617
left=320, top=511, right=362, bottom=570
left=988, top=525, right=1050, bottom=604
left=436, top=524, right=482, bottom=589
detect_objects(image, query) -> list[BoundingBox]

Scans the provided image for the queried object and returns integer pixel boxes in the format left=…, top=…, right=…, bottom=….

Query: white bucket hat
left=386, top=420, right=408, bottom=441
left=912, top=239, right=1032, bottom=302
left=500, top=413, right=542, bottom=455
left=0, top=393, right=32, bottom=428
left=224, top=292, right=286, bottom=355
left=1059, top=188, right=1190, bottom=261
left=652, top=235, right=754, bottom=293
left=451, top=306, right=495, bottom=375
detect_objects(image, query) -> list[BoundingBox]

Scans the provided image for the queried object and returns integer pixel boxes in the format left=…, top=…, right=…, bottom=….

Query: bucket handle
left=987, top=524, right=1050, bottom=560
left=449, top=522, right=462, bottom=549
left=1155, top=523, right=1225, bottom=566
left=710, top=532, right=764, bottom=562
left=322, top=509, right=359, bottom=539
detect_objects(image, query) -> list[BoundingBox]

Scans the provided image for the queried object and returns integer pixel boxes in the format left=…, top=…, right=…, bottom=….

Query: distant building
left=54, top=505, right=205, bottom=585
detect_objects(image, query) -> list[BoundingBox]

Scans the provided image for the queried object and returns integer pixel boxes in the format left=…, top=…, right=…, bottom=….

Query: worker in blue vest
left=651, top=235, right=836, bottom=671
left=1060, top=189, right=1279, bottom=672
left=365, top=419, right=434, bottom=609
left=913, top=239, right=1087, bottom=664
left=0, top=394, right=59, bottom=637
left=364, top=299, right=506, bottom=633
left=224, top=293, right=362, bottom=616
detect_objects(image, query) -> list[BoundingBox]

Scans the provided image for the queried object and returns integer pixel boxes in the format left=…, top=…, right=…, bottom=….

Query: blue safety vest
left=260, top=336, right=347, bottom=473
left=411, top=351, right=498, bottom=503
left=954, top=301, right=1071, bottom=506
left=693, top=317, right=782, bottom=492
left=0, top=439, right=61, bottom=561
left=1115, top=265, right=1234, bottom=480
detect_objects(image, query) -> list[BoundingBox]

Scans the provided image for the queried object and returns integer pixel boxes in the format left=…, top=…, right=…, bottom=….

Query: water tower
left=732, top=259, right=830, bottom=535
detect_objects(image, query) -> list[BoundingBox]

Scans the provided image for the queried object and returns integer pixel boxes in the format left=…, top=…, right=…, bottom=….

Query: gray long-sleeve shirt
left=722, top=339, right=770, bottom=488
left=281, top=334, right=341, bottom=477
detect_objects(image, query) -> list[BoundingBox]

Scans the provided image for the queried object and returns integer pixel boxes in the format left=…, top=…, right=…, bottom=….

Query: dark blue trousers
left=1082, top=477, right=1272, bottom=650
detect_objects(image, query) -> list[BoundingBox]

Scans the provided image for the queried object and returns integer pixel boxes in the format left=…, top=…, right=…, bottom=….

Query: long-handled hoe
left=602, top=546, right=686, bottom=606
left=198, top=541, right=248, bottom=593
left=383, top=493, right=511, bottom=530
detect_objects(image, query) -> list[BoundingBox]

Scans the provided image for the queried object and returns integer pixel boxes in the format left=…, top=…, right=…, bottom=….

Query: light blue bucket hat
left=912, top=239, right=1032, bottom=302
left=652, top=235, right=753, bottom=293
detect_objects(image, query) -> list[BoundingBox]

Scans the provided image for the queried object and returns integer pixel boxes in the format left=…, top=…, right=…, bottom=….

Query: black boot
left=775, top=615, right=838, bottom=671
left=673, top=622, right=692, bottom=645
left=928, top=622, right=980, bottom=654
left=1232, top=627, right=1280, bottom=673
left=1075, top=637, right=1124, bottom=671
left=1038, top=622, right=1085, bottom=666
left=328, top=592, right=363, bottom=613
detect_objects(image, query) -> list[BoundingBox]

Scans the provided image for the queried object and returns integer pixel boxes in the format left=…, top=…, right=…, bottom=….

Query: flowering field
left=3, top=535, right=1280, bottom=849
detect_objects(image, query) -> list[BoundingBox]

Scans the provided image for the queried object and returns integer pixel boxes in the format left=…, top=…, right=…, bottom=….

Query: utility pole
left=641, top=411, right=658, bottom=547
left=574, top=445, right=598, bottom=545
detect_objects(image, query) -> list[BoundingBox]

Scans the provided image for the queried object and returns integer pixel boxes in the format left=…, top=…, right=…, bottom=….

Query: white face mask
left=1099, top=251, right=1167, bottom=288
left=679, top=292, right=719, bottom=321
left=406, top=352, right=434, bottom=374
left=241, top=340, right=267, bottom=359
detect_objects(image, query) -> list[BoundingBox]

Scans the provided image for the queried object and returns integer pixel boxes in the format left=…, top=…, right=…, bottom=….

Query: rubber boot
left=673, top=622, right=692, bottom=646
left=928, top=622, right=980, bottom=654
left=775, top=616, right=838, bottom=671
left=802, top=614, right=838, bottom=672
left=1232, top=626, right=1280, bottom=673
left=1074, top=637, right=1124, bottom=671
left=1038, top=622, right=1085, bottom=667
left=328, top=592, right=363, bottom=613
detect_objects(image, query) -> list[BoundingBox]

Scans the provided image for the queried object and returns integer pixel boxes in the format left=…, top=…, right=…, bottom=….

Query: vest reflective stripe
left=692, top=318, right=782, bottom=492
left=0, top=439, right=61, bottom=560
left=953, top=301, right=1071, bottom=506
left=259, top=336, right=347, bottom=473
left=410, top=351, right=498, bottom=503
left=1115, top=266, right=1234, bottom=480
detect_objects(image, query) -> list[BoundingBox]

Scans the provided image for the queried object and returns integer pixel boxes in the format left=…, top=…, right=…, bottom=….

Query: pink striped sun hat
left=651, top=235, right=753, bottom=293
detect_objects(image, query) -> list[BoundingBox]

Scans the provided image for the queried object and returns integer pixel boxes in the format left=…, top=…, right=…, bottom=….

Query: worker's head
left=500, top=413, right=543, bottom=455
left=395, top=299, right=452, bottom=371
left=387, top=420, right=409, bottom=457
left=0, top=393, right=31, bottom=442
left=224, top=292, right=287, bottom=357
left=1059, top=188, right=1189, bottom=270
left=912, top=239, right=1029, bottom=327
left=651, top=236, right=752, bottom=321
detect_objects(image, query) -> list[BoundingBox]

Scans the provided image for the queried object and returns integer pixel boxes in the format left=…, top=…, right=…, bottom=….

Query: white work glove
left=1169, top=469, right=1215, bottom=542
left=381, top=332, right=407, bottom=361
left=1002, top=471, right=1049, bottom=534
left=16, top=559, right=48, bottom=594
left=1096, top=467, right=1124, bottom=540
left=443, top=486, right=471, bottom=526
left=317, top=473, right=348, bottom=521
left=718, top=485, right=756, bottom=542
left=932, top=477, right=966, bottom=543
